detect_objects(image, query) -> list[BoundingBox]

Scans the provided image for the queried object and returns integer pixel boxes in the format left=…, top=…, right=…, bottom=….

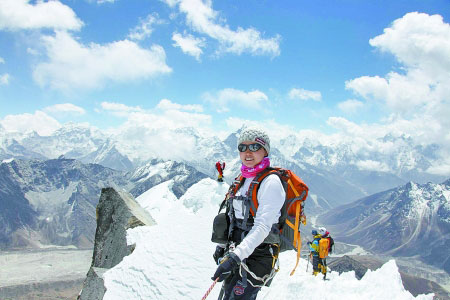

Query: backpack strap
left=283, top=174, right=304, bottom=276
left=231, top=175, right=244, bottom=196
left=247, top=168, right=282, bottom=217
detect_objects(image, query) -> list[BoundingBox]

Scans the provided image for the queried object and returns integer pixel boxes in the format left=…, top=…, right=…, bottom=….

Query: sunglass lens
left=238, top=144, right=248, bottom=152
left=238, top=143, right=262, bottom=152
left=249, top=143, right=262, bottom=151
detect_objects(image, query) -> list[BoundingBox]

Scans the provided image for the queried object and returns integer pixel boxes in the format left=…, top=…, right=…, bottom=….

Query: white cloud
left=101, top=100, right=208, bottom=128
left=0, top=73, right=10, bottom=85
left=172, top=32, right=205, bottom=61
left=156, top=99, right=203, bottom=112
left=346, top=12, right=450, bottom=117
left=33, top=31, right=172, bottom=90
left=0, top=57, right=4, bottom=64
left=101, top=101, right=211, bottom=130
left=0, top=0, right=83, bottom=31
left=427, top=158, right=450, bottom=176
left=161, top=0, right=280, bottom=57
left=44, top=103, right=86, bottom=115
left=203, top=88, right=268, bottom=113
left=100, top=102, right=144, bottom=117
left=128, top=13, right=165, bottom=41
left=0, top=111, right=61, bottom=136
left=337, top=99, right=364, bottom=114
left=345, top=75, right=388, bottom=101
left=288, top=88, right=321, bottom=102
left=327, top=117, right=367, bottom=137
left=342, top=12, right=450, bottom=175
left=102, top=101, right=213, bottom=161
left=356, top=160, right=390, bottom=172
left=370, top=12, right=450, bottom=79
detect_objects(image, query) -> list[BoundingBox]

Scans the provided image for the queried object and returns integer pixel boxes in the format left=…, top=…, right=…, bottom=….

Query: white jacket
left=232, top=174, right=285, bottom=261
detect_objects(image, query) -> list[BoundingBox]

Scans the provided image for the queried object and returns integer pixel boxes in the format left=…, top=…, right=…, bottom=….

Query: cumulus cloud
left=288, top=88, right=321, bottom=102
left=203, top=88, right=268, bottom=112
left=156, top=99, right=203, bottom=112
left=346, top=12, right=450, bottom=117
left=101, top=100, right=212, bottom=161
left=345, top=76, right=388, bottom=101
left=33, top=31, right=172, bottom=90
left=356, top=160, right=390, bottom=172
left=161, top=0, right=280, bottom=57
left=337, top=99, right=364, bottom=114
left=172, top=32, right=205, bottom=61
left=0, top=73, right=10, bottom=85
left=100, top=102, right=144, bottom=117
left=341, top=12, right=450, bottom=175
left=128, top=13, right=165, bottom=41
left=0, top=111, right=61, bottom=136
left=370, top=12, right=450, bottom=79
left=0, top=0, right=83, bottom=31
left=0, top=57, right=4, bottom=63
left=44, top=103, right=86, bottom=115
left=327, top=115, right=432, bottom=145
left=327, top=117, right=368, bottom=137
left=101, top=100, right=208, bottom=127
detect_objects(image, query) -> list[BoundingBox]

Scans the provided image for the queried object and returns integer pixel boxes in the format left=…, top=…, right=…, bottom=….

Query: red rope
left=201, top=278, right=219, bottom=300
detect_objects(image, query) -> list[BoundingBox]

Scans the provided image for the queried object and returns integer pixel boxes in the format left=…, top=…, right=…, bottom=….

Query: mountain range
left=1, top=123, right=446, bottom=208
left=318, top=179, right=450, bottom=273
left=1, top=123, right=449, bottom=279
left=0, top=157, right=207, bottom=249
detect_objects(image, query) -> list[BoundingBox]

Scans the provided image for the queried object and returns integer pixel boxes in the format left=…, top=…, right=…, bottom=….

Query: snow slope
left=102, top=178, right=433, bottom=300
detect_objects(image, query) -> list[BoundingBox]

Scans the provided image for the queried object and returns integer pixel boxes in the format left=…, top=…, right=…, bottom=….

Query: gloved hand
left=213, top=245, right=225, bottom=265
left=212, top=252, right=240, bottom=282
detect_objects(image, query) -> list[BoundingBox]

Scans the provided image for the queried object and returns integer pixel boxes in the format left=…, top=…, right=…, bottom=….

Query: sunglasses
left=238, top=143, right=263, bottom=152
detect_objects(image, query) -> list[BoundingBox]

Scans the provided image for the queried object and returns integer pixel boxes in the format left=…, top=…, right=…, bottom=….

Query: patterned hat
left=238, top=127, right=270, bottom=155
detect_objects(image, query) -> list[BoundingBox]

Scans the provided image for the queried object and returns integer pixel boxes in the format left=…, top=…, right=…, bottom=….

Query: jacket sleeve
left=233, top=174, right=285, bottom=261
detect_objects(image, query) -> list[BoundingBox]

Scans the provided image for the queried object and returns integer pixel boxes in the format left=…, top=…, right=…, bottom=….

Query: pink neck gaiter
left=241, top=157, right=270, bottom=178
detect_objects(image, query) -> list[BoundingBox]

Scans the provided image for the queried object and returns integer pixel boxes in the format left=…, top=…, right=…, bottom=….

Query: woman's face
left=239, top=141, right=268, bottom=168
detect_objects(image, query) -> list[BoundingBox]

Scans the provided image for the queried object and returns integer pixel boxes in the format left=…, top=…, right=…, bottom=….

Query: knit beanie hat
left=238, top=127, right=271, bottom=155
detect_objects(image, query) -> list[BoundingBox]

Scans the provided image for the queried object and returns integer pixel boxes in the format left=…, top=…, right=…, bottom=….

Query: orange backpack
left=319, top=238, right=330, bottom=258
left=229, top=167, right=309, bottom=275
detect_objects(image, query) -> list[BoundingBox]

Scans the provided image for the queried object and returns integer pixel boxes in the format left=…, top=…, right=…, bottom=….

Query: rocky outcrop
left=78, top=188, right=155, bottom=300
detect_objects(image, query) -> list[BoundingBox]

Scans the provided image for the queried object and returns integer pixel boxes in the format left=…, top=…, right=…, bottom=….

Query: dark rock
left=78, top=188, right=155, bottom=300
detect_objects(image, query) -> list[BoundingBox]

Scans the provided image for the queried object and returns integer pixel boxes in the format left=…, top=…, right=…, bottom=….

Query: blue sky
left=0, top=0, right=449, bottom=148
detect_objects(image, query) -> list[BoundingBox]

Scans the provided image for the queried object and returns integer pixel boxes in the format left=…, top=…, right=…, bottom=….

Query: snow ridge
left=102, top=178, right=433, bottom=300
